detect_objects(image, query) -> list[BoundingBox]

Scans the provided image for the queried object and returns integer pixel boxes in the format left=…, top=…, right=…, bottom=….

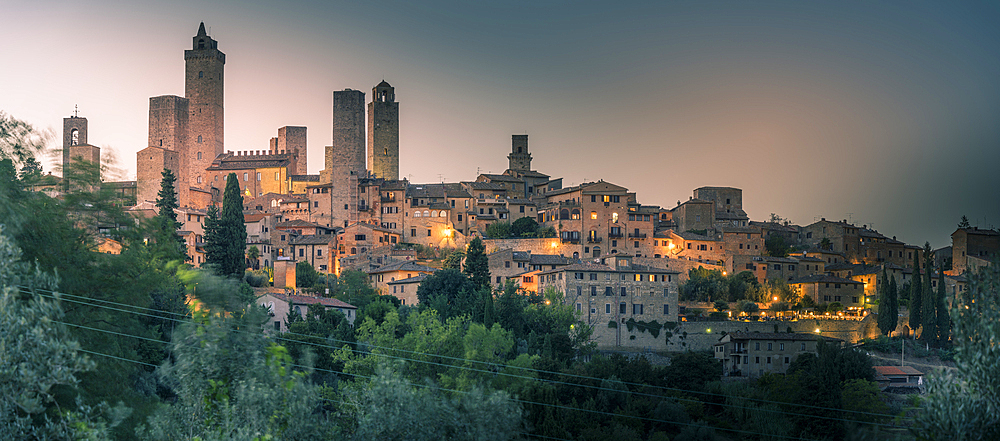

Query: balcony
left=587, top=236, right=603, bottom=244
left=381, top=196, right=396, bottom=203
left=608, top=231, right=624, bottom=238
left=628, top=233, right=647, bottom=239
left=561, top=232, right=581, bottom=244
left=357, top=204, right=370, bottom=212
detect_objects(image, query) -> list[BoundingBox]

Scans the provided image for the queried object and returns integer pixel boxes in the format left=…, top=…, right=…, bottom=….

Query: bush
left=608, top=320, right=618, bottom=329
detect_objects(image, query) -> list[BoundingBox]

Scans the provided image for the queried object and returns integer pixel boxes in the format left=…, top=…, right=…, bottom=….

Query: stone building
left=140, top=23, right=225, bottom=208
left=789, top=275, right=865, bottom=309
left=693, top=186, right=749, bottom=228
left=327, top=89, right=367, bottom=227
left=538, top=180, right=644, bottom=259
left=61, top=114, right=101, bottom=189
left=951, top=227, right=1000, bottom=274
left=368, top=81, right=399, bottom=180
left=268, top=126, right=307, bottom=175
left=669, top=198, right=714, bottom=234
left=204, top=151, right=293, bottom=198
left=536, top=255, right=679, bottom=347
left=365, top=261, right=437, bottom=304
left=715, top=332, right=842, bottom=378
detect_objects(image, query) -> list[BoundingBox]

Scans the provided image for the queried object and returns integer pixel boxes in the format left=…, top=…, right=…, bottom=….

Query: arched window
left=440, top=211, right=447, bottom=217
left=198, top=71, right=204, bottom=78
left=197, top=152, right=202, bottom=160
left=198, top=40, right=205, bottom=50
left=423, top=211, right=430, bottom=217
left=430, top=211, right=437, bottom=217
left=414, top=211, right=421, bottom=217
left=573, top=252, right=579, bottom=259
left=350, top=247, right=357, bottom=254
left=196, top=176, right=202, bottom=184
left=71, top=129, right=79, bottom=146
left=517, top=147, right=522, bottom=153
left=560, top=209, right=570, bottom=220
left=197, top=135, right=202, bottom=143
left=571, top=209, right=581, bottom=220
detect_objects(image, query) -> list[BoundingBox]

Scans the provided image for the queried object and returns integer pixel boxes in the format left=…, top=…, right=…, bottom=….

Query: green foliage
left=510, top=216, right=539, bottom=237
left=327, top=269, right=380, bottom=309
left=878, top=268, right=899, bottom=336
left=295, top=260, right=324, bottom=293
left=840, top=379, right=889, bottom=423
left=921, top=243, right=937, bottom=341
left=342, top=364, right=522, bottom=441
left=463, top=237, right=490, bottom=290
left=140, top=309, right=333, bottom=440
left=728, top=271, right=762, bottom=302
left=416, top=268, right=480, bottom=321
left=828, top=301, right=843, bottom=312
left=442, top=250, right=465, bottom=270
left=679, top=267, right=728, bottom=302
left=958, top=215, right=970, bottom=229
left=484, top=221, right=511, bottom=239
left=935, top=271, right=951, bottom=344
left=914, top=262, right=1000, bottom=440
left=765, top=234, right=790, bottom=257
left=909, top=249, right=923, bottom=333
left=736, top=299, right=759, bottom=314
left=242, top=269, right=269, bottom=287
left=713, top=300, right=728, bottom=311
left=204, top=174, right=247, bottom=278
left=152, top=169, right=186, bottom=260
left=283, top=305, right=355, bottom=384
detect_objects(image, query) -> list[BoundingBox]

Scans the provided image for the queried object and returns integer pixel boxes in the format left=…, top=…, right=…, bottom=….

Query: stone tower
left=367, top=81, right=399, bottom=180
left=184, top=22, right=225, bottom=191
left=508, top=135, right=531, bottom=172
left=329, top=89, right=367, bottom=226
left=62, top=114, right=88, bottom=171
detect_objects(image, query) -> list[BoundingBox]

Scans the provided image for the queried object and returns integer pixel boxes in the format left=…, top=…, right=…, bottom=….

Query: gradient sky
left=4, top=0, right=999, bottom=248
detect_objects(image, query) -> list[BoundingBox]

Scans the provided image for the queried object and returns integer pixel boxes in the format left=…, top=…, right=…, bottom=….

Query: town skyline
left=5, top=1, right=1000, bottom=248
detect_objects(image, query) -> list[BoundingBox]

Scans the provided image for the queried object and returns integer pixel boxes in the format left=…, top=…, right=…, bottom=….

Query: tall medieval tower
left=328, top=89, right=366, bottom=226
left=184, top=22, right=225, bottom=191
left=507, top=135, right=531, bottom=172
left=62, top=114, right=88, bottom=171
left=367, top=81, right=399, bottom=180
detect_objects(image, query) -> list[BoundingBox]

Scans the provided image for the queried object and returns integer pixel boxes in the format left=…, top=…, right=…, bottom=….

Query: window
left=633, top=304, right=644, bottom=314
left=298, top=249, right=304, bottom=257
left=755, top=357, right=760, bottom=364
left=496, top=276, right=501, bottom=283
left=317, top=249, right=322, bottom=257
left=196, top=176, right=202, bottom=184
left=576, top=286, right=582, bottom=296
left=197, top=135, right=203, bottom=143
left=779, top=343, right=784, bottom=351
left=410, top=228, right=416, bottom=237
left=198, top=71, right=204, bottom=78
left=767, top=343, right=772, bottom=351
left=575, top=272, right=584, bottom=280
left=590, top=273, right=598, bottom=280
left=620, top=303, right=627, bottom=314
left=591, top=211, right=597, bottom=220
left=426, top=229, right=431, bottom=237
left=767, top=357, right=772, bottom=364
left=755, top=342, right=760, bottom=350
left=605, top=287, right=613, bottom=296
left=621, top=287, right=627, bottom=296
left=800, top=343, right=806, bottom=351
left=605, top=304, right=611, bottom=313
left=590, top=286, right=597, bottom=296
left=274, top=321, right=280, bottom=332
left=197, top=151, right=202, bottom=160
left=505, top=261, right=510, bottom=268
left=243, top=173, right=248, bottom=181
left=275, top=172, right=280, bottom=180
left=784, top=356, right=790, bottom=364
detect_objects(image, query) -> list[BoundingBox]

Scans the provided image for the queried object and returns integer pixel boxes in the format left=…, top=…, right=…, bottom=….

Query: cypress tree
left=463, top=237, right=490, bottom=290
left=203, top=205, right=223, bottom=270
left=908, top=252, right=922, bottom=335
left=936, top=271, right=950, bottom=344
left=219, top=173, right=248, bottom=277
left=877, top=268, right=898, bottom=336
left=887, top=273, right=898, bottom=335
left=921, top=244, right=936, bottom=341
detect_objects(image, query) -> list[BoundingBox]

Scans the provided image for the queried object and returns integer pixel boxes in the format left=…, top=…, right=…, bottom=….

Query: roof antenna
left=73, top=104, right=79, bottom=117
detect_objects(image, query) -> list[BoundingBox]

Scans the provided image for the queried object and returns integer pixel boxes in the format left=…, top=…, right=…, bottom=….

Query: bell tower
left=184, top=22, right=225, bottom=191
left=507, top=135, right=531, bottom=172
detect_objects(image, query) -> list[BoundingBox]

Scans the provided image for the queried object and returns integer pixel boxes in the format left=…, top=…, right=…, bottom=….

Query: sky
left=3, top=0, right=999, bottom=248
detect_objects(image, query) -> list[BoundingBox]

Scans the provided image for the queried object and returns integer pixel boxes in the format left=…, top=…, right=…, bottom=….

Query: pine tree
left=908, top=252, right=922, bottom=335
left=877, top=268, right=898, bottom=336
left=463, top=237, right=490, bottom=290
left=153, top=168, right=186, bottom=260
left=958, top=215, right=971, bottom=229
left=936, top=271, right=951, bottom=344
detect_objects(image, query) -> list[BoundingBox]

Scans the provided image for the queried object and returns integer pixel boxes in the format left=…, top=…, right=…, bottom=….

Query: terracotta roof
left=277, top=220, right=328, bottom=228
left=244, top=213, right=269, bottom=223
left=366, top=260, right=438, bottom=274
left=387, top=274, right=429, bottom=285
left=261, top=293, right=356, bottom=309
left=529, top=254, right=570, bottom=266
left=874, top=366, right=923, bottom=376
left=788, top=275, right=862, bottom=285
left=479, top=173, right=522, bottom=182
left=291, top=235, right=336, bottom=245
left=720, top=331, right=843, bottom=342
left=290, top=174, right=320, bottom=182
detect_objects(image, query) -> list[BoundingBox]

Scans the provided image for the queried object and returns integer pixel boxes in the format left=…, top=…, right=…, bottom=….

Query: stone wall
left=592, top=314, right=881, bottom=352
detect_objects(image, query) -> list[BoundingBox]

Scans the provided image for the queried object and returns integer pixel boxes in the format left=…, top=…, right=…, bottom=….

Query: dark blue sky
left=4, top=0, right=999, bottom=247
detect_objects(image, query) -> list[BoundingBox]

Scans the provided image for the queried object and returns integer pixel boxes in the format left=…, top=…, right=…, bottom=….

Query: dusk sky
left=4, top=0, right=999, bottom=248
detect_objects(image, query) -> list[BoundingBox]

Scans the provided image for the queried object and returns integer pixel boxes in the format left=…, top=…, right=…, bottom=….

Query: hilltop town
left=47, top=23, right=998, bottom=351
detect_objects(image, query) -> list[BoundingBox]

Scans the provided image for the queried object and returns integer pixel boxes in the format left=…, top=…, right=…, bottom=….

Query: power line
left=25, top=285, right=911, bottom=424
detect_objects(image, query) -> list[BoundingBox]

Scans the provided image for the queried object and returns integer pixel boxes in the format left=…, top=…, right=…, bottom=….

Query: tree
left=417, top=269, right=479, bottom=321
left=484, top=221, right=511, bottom=239
left=936, top=271, right=951, bottom=344
left=463, top=237, right=490, bottom=290
left=205, top=173, right=247, bottom=277
left=764, top=235, right=790, bottom=258
left=914, top=262, right=1000, bottom=440
left=442, top=250, right=465, bottom=270
left=921, top=243, right=936, bottom=341
left=713, top=300, right=729, bottom=312
left=202, top=205, right=223, bottom=269
left=958, top=215, right=971, bottom=229
left=510, top=217, right=539, bottom=237
left=296, top=260, right=322, bottom=292
left=908, top=251, right=922, bottom=335
left=245, top=245, right=260, bottom=269
left=819, top=237, right=832, bottom=251
left=152, top=168, right=186, bottom=260
left=0, top=228, right=125, bottom=440
left=877, top=268, right=898, bottom=336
